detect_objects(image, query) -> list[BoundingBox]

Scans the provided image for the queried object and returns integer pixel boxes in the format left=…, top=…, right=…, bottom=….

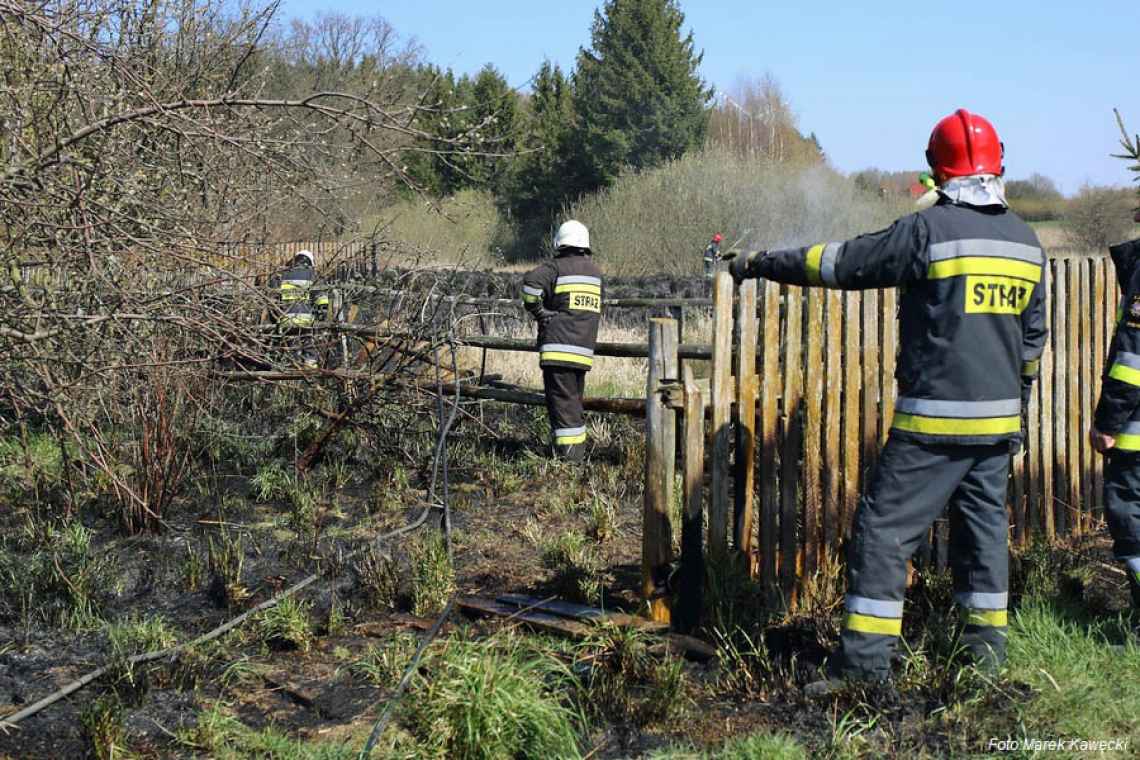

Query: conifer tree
left=505, top=60, right=577, bottom=223
left=573, top=0, right=712, bottom=189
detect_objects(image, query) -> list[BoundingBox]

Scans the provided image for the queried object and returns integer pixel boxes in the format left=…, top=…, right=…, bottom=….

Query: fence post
left=709, top=272, right=735, bottom=559
left=643, top=317, right=678, bottom=624
left=734, top=279, right=758, bottom=569
left=676, top=365, right=705, bottom=634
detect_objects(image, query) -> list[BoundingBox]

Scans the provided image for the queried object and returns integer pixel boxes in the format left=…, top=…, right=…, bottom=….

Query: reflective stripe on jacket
left=1094, top=238, right=1140, bottom=447
left=521, top=252, right=603, bottom=371
left=278, top=264, right=315, bottom=326
left=747, top=197, right=1047, bottom=445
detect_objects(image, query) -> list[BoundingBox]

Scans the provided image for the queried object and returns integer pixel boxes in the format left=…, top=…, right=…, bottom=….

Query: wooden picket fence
left=712, top=255, right=1116, bottom=591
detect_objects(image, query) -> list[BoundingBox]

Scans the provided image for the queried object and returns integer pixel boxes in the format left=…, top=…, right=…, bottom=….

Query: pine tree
left=504, top=61, right=577, bottom=223
left=572, top=0, right=712, bottom=189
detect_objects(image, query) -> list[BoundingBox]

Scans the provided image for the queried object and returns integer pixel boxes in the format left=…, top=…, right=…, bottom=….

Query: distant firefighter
left=521, top=220, right=603, bottom=461
left=731, top=109, right=1046, bottom=690
left=274, top=249, right=320, bottom=369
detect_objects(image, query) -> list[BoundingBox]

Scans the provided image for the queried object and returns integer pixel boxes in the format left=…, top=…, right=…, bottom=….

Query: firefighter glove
left=727, top=249, right=765, bottom=283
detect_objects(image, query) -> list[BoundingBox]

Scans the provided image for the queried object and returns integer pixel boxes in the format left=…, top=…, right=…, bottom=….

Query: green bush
left=564, top=149, right=907, bottom=276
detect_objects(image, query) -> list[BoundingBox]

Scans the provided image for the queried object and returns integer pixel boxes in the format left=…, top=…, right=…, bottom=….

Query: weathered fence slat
left=1092, top=260, right=1106, bottom=515
left=643, top=318, right=679, bottom=623
left=803, top=289, right=825, bottom=576
left=880, top=288, right=897, bottom=443
left=861, top=290, right=881, bottom=484
left=1041, top=262, right=1056, bottom=538
left=1078, top=259, right=1093, bottom=532
left=759, top=281, right=781, bottom=587
left=823, top=290, right=843, bottom=563
left=734, top=280, right=759, bottom=562
left=842, top=290, right=862, bottom=538
left=1054, top=260, right=1069, bottom=536
left=780, top=286, right=804, bottom=598
left=1066, top=260, right=1081, bottom=534
left=677, top=366, right=705, bottom=634
left=709, top=273, right=735, bottom=558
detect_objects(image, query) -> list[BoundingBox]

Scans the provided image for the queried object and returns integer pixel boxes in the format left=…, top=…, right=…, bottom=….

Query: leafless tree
left=0, top=0, right=482, bottom=533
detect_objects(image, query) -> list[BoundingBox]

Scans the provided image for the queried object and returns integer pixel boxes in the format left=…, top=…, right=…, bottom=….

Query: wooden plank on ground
left=759, top=281, right=781, bottom=587
left=862, top=290, right=881, bottom=481
left=734, top=279, right=759, bottom=560
left=496, top=594, right=666, bottom=631
left=709, top=273, right=735, bottom=558
left=678, top=366, right=705, bottom=634
left=803, top=288, right=824, bottom=577
left=643, top=318, right=679, bottom=623
left=780, top=285, right=804, bottom=600
left=842, top=291, right=862, bottom=538
left=823, top=290, right=843, bottom=564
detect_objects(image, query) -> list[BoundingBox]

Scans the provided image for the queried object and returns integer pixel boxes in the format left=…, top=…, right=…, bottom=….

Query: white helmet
left=553, top=220, right=590, bottom=252
left=296, top=249, right=315, bottom=266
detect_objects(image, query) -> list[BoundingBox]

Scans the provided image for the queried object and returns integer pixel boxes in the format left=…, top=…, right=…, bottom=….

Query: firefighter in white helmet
left=275, top=249, right=320, bottom=369
left=520, top=221, right=604, bottom=461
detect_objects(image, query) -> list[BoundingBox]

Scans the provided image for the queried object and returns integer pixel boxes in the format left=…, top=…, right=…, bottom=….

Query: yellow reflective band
left=927, top=257, right=1042, bottom=283
left=892, top=413, right=1021, bottom=436
left=1021, top=358, right=1040, bottom=376
left=315, top=295, right=330, bottom=306
left=844, top=613, right=902, bottom=636
left=281, top=315, right=314, bottom=326
left=522, top=294, right=542, bottom=303
left=555, top=432, right=587, bottom=445
left=805, top=244, right=825, bottom=285
left=1108, top=363, right=1140, bottom=387
left=1115, top=434, right=1140, bottom=451
left=554, top=284, right=602, bottom=295
left=965, top=609, right=1008, bottom=627
left=540, top=351, right=594, bottom=367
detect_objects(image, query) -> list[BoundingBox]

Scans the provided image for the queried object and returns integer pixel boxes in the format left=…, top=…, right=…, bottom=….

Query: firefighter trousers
left=542, top=368, right=587, bottom=460
left=1103, top=451, right=1140, bottom=606
left=839, top=435, right=1011, bottom=680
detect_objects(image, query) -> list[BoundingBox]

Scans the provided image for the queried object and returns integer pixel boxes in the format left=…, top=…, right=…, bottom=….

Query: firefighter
left=703, top=233, right=724, bottom=280
left=521, top=220, right=603, bottom=461
left=1088, top=204, right=1140, bottom=610
left=276, top=249, right=319, bottom=369
left=730, top=109, right=1047, bottom=688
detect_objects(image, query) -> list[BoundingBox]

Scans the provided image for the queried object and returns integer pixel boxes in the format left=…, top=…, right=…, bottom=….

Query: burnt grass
left=1, top=274, right=1136, bottom=758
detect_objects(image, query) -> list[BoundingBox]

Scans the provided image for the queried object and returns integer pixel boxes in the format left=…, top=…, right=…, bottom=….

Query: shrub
left=1063, top=185, right=1135, bottom=251
left=564, top=149, right=907, bottom=276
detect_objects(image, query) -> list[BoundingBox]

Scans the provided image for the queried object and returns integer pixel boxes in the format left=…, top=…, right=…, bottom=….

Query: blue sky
left=282, top=1, right=1137, bottom=195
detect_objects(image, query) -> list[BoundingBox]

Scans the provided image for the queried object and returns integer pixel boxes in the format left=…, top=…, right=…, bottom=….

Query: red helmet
left=926, top=109, right=1004, bottom=179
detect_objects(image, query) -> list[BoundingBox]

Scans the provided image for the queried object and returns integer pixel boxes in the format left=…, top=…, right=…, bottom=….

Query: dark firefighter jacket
left=1094, top=238, right=1140, bottom=447
left=277, top=264, right=316, bottom=326
left=521, top=251, right=603, bottom=371
left=741, top=198, right=1047, bottom=446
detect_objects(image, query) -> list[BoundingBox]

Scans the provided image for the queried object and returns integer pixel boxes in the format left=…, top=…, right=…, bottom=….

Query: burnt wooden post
left=708, top=272, right=735, bottom=558
left=734, top=279, right=759, bottom=570
left=643, top=317, right=679, bottom=623
left=676, top=365, right=705, bottom=633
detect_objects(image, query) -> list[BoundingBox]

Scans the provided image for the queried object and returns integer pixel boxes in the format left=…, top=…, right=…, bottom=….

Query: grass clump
left=404, top=634, right=582, bottom=760
left=651, top=731, right=806, bottom=759
left=349, top=632, right=420, bottom=686
left=0, top=521, right=112, bottom=630
left=575, top=624, right=688, bottom=729
left=107, top=613, right=178, bottom=699
left=207, top=530, right=249, bottom=608
left=353, top=545, right=401, bottom=611
left=256, top=597, right=313, bottom=652
left=538, top=530, right=605, bottom=605
left=409, top=531, right=454, bottom=617
left=80, top=695, right=128, bottom=760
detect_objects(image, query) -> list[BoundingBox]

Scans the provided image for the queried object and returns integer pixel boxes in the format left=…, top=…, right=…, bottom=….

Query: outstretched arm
left=732, top=214, right=930, bottom=290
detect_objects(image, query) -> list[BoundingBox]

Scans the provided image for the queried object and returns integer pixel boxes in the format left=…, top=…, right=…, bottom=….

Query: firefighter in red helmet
left=731, top=109, right=1047, bottom=691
